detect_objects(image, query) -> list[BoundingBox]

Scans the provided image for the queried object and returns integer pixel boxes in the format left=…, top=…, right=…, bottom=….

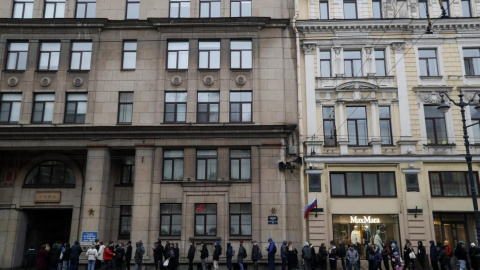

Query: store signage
left=34, top=191, right=61, bottom=203
left=268, top=216, right=278, bottom=225
left=82, top=232, right=98, bottom=243
left=350, top=216, right=380, bottom=223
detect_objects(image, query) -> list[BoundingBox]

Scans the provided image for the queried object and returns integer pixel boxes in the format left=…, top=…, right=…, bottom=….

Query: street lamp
left=437, top=92, right=480, bottom=244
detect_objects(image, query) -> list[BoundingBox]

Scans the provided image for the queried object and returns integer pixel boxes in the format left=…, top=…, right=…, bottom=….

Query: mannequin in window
left=362, top=226, right=371, bottom=244
left=351, top=225, right=361, bottom=244
left=374, top=230, right=382, bottom=249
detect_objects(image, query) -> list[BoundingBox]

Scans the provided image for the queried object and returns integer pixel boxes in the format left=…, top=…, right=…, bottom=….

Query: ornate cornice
left=336, top=81, right=379, bottom=91
left=302, top=44, right=316, bottom=55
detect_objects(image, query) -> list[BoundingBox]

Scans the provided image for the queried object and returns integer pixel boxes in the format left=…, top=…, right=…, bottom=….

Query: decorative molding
left=171, top=76, right=182, bottom=86
left=303, top=44, right=316, bottom=55
left=40, top=77, right=51, bottom=87
left=463, top=91, right=480, bottom=103
left=336, top=81, right=378, bottom=91
left=365, top=47, right=373, bottom=54
left=392, top=42, right=405, bottom=52
left=333, top=47, right=342, bottom=55
left=418, top=92, right=441, bottom=104
left=235, top=75, right=247, bottom=85
left=73, top=77, right=83, bottom=87
left=7, top=77, right=18, bottom=87
left=203, top=76, right=214, bottom=86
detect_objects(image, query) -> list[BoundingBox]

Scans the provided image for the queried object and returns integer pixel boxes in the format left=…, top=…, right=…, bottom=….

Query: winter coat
left=213, top=245, right=222, bottom=260
left=115, top=246, right=125, bottom=261
left=346, top=249, right=359, bottom=264
left=188, top=245, right=196, bottom=261
left=86, top=248, right=98, bottom=261
left=311, top=246, right=318, bottom=267
left=445, top=244, right=452, bottom=258
left=374, top=247, right=383, bottom=268
left=200, top=245, right=209, bottom=260
left=404, top=247, right=414, bottom=264
left=417, top=243, right=426, bottom=263
left=366, top=246, right=375, bottom=261
left=98, top=245, right=106, bottom=261
left=62, top=247, right=71, bottom=261
left=454, top=245, right=468, bottom=261
left=302, top=246, right=312, bottom=261
left=238, top=245, right=246, bottom=263
left=134, top=242, right=144, bottom=264
left=288, top=248, right=299, bottom=269
left=36, top=248, right=48, bottom=270
left=339, top=243, right=347, bottom=258
left=252, top=244, right=262, bottom=261
left=70, top=242, right=83, bottom=259
left=268, top=242, right=276, bottom=260
left=165, top=243, right=171, bottom=259
left=381, top=245, right=390, bottom=259
left=47, top=244, right=62, bottom=267
left=24, top=249, right=37, bottom=267
left=103, top=246, right=114, bottom=261
left=126, top=244, right=133, bottom=260
left=439, top=249, right=449, bottom=265
left=329, top=246, right=338, bottom=260
left=226, top=245, right=234, bottom=261
left=154, top=244, right=164, bottom=261
left=318, top=246, right=328, bottom=262
left=281, top=242, right=288, bottom=258
left=430, top=242, right=440, bottom=261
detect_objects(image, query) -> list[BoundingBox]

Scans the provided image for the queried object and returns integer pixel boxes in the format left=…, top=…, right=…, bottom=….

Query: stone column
left=370, top=101, right=382, bottom=154
left=304, top=44, right=318, bottom=139
left=81, top=147, right=111, bottom=241
left=131, top=145, right=155, bottom=258
left=337, top=101, right=349, bottom=155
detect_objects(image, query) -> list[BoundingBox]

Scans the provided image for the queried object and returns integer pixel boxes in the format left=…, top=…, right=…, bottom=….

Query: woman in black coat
left=287, top=241, right=299, bottom=270
left=311, top=244, right=318, bottom=269
left=417, top=241, right=426, bottom=269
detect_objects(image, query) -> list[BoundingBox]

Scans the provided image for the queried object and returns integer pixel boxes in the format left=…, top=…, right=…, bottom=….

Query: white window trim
left=414, top=45, right=446, bottom=86
left=417, top=99, right=455, bottom=147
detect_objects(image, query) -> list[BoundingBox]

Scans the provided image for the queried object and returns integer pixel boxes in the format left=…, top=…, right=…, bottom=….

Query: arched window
left=24, top=161, right=75, bottom=188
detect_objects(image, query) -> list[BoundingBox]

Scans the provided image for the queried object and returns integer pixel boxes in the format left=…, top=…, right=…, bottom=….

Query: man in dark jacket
left=153, top=241, right=164, bottom=270
left=281, top=240, right=288, bottom=270
left=329, top=240, right=338, bottom=270
left=23, top=246, right=37, bottom=270
left=213, top=241, right=222, bottom=270
left=115, top=243, right=126, bottom=270
left=126, top=241, right=133, bottom=270
left=252, top=240, right=262, bottom=270
left=339, top=241, right=347, bottom=270
left=135, top=241, right=144, bottom=270
left=430, top=241, right=440, bottom=270
left=454, top=241, right=468, bottom=270
left=188, top=241, right=196, bottom=270
left=469, top=243, right=477, bottom=270
left=417, top=241, right=426, bottom=269
left=48, top=241, right=62, bottom=270
left=200, top=241, right=209, bottom=270
left=302, top=242, right=313, bottom=270
left=70, top=241, right=83, bottom=270
left=267, top=238, right=277, bottom=270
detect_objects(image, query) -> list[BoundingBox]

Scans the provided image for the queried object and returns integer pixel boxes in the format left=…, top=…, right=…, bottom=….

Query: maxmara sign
left=350, top=216, right=381, bottom=223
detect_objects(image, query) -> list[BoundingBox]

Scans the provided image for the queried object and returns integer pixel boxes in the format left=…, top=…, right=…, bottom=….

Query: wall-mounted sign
left=34, top=191, right=61, bottom=203
left=82, top=232, right=98, bottom=243
left=268, top=216, right=278, bottom=225
left=350, top=216, right=380, bottom=223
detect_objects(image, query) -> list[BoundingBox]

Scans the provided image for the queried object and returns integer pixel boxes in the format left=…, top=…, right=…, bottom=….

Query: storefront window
left=332, top=214, right=401, bottom=259
left=433, top=212, right=475, bottom=248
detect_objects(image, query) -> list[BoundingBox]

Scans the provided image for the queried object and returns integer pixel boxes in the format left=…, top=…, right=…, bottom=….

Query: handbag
left=163, top=259, right=170, bottom=267
left=409, top=251, right=416, bottom=259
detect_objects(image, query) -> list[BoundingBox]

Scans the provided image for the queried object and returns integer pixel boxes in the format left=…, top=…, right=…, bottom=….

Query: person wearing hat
left=443, top=241, right=452, bottom=270
left=252, top=240, right=262, bottom=270
left=429, top=241, right=440, bottom=270
left=329, top=240, right=338, bottom=270
left=188, top=241, right=195, bottom=270
left=238, top=240, right=247, bottom=270
left=267, top=238, right=277, bottom=270
left=302, top=242, right=313, bottom=270
left=454, top=241, right=468, bottom=270
left=469, top=243, right=477, bottom=270
left=226, top=243, right=234, bottom=270
left=281, top=240, right=288, bottom=270
left=213, top=241, right=222, bottom=270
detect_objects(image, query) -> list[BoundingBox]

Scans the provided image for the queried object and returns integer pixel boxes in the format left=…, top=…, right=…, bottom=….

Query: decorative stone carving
left=235, top=75, right=247, bottom=85
left=7, top=77, right=18, bottom=87
left=336, top=81, right=378, bottom=91
left=333, top=47, right=342, bottom=55
left=463, top=92, right=480, bottom=103
left=302, top=44, right=315, bottom=55
left=40, top=77, right=51, bottom=87
left=73, top=77, right=83, bottom=87
left=392, top=42, right=406, bottom=52
left=203, top=76, right=214, bottom=86
left=171, top=76, right=182, bottom=86
left=418, top=92, right=442, bottom=104
left=365, top=47, right=373, bottom=55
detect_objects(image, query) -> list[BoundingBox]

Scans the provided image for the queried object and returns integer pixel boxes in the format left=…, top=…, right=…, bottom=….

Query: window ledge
left=22, top=185, right=76, bottom=189
left=68, top=70, right=90, bottom=73
left=349, top=146, right=371, bottom=151
left=158, top=236, right=181, bottom=240
left=465, top=75, right=480, bottom=78
left=423, top=143, right=456, bottom=148
left=189, top=236, right=222, bottom=242
left=3, top=70, right=26, bottom=73
left=419, top=76, right=443, bottom=80
left=228, top=236, right=252, bottom=241
left=115, top=184, right=134, bottom=188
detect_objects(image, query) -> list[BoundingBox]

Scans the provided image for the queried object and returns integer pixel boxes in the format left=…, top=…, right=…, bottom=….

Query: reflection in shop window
left=161, top=204, right=182, bottom=236
left=332, top=214, right=400, bottom=259
left=434, top=213, right=475, bottom=248
left=24, top=161, right=76, bottom=187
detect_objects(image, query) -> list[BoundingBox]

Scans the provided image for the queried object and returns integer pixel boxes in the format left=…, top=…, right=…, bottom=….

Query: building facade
left=296, top=0, right=480, bottom=260
left=0, top=0, right=301, bottom=268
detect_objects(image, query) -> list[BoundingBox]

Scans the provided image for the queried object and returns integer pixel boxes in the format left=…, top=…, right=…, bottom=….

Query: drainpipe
left=292, top=0, right=307, bottom=244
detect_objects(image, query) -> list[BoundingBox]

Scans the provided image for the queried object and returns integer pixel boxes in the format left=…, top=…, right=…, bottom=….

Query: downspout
left=292, top=0, right=307, bottom=244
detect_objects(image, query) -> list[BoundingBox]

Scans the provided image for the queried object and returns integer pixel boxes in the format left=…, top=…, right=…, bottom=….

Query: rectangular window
left=123, top=41, right=137, bottom=70
left=372, top=0, right=382, bottom=18
left=343, top=0, right=357, bottom=19
left=0, top=93, right=22, bottom=124
left=470, top=105, right=480, bottom=143
left=165, top=92, right=187, bottom=123
left=230, top=40, right=252, bottom=69
left=323, top=106, right=336, bottom=146
left=230, top=203, right=252, bottom=236
left=375, top=49, right=386, bottom=76
left=70, top=42, right=92, bottom=71
left=320, top=51, right=331, bottom=77
left=120, top=157, right=135, bottom=185
left=461, top=0, right=471, bottom=17
left=419, top=49, right=438, bottom=76
left=330, top=172, right=396, bottom=197
left=418, top=0, right=428, bottom=18
left=197, top=92, right=219, bottom=123
left=163, top=150, right=184, bottom=181
left=118, top=92, right=134, bottom=124
left=230, top=91, right=252, bottom=122
left=160, top=204, right=182, bottom=236
left=319, top=0, right=329, bottom=19
left=344, top=50, right=362, bottom=77
left=230, top=150, right=251, bottom=180
left=424, top=105, right=447, bottom=145
left=199, top=41, right=220, bottom=69
left=126, top=0, right=140, bottom=19
left=167, top=41, right=189, bottom=70
left=13, top=0, right=33, bottom=18
left=200, top=0, right=220, bottom=18
left=32, top=93, right=55, bottom=124
left=308, top=174, right=321, bottom=192
left=6, top=42, right=29, bottom=71
left=441, top=0, right=449, bottom=16
left=463, top=48, right=480, bottom=76
left=76, top=0, right=96, bottom=18
left=406, top=174, right=420, bottom=192
left=231, top=0, right=251, bottom=17
left=170, top=0, right=190, bottom=18
left=119, top=205, right=132, bottom=239
left=197, top=150, right=217, bottom=181
left=44, top=0, right=65, bottom=18
left=347, top=106, right=368, bottom=146
left=379, top=106, right=392, bottom=145
left=195, top=203, right=217, bottom=236
left=38, top=42, right=61, bottom=71
left=64, top=93, right=87, bottom=124
left=430, top=172, right=479, bottom=197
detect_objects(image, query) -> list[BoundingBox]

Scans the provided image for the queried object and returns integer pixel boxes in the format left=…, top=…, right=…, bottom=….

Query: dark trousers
left=126, top=258, right=131, bottom=270
left=189, top=259, right=194, bottom=270
left=282, top=258, right=288, bottom=270
left=269, top=258, right=275, bottom=270
left=383, top=257, right=390, bottom=270
left=320, top=260, right=327, bottom=270
left=116, top=260, right=123, bottom=270
left=330, top=259, right=337, bottom=270
left=340, top=257, right=346, bottom=270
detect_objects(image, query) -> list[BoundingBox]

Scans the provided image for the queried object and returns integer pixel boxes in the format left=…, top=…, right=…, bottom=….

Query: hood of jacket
left=283, top=241, right=288, bottom=245
left=136, top=242, right=142, bottom=248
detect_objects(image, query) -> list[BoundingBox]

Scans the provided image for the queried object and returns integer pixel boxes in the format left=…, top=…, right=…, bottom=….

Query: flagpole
left=315, top=202, right=318, bottom=218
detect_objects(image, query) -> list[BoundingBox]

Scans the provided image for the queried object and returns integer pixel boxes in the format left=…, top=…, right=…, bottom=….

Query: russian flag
left=304, top=197, right=317, bottom=218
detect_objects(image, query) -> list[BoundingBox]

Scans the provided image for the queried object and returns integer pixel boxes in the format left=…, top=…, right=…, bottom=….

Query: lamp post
left=438, top=92, right=480, bottom=244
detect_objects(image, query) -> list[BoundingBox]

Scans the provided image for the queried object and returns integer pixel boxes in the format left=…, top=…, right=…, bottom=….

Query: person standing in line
left=454, top=241, right=468, bottom=270
left=188, top=241, right=196, bottom=270
left=238, top=240, right=247, bottom=270
left=48, top=241, right=62, bottom=270
left=287, top=241, right=298, bottom=270
left=153, top=242, right=163, bottom=270
left=416, top=241, right=426, bottom=269
left=469, top=243, right=477, bottom=270
left=115, top=243, right=126, bottom=270
left=311, top=243, right=318, bottom=269
left=213, top=241, right=222, bottom=270
left=164, top=240, right=171, bottom=269
left=403, top=240, right=415, bottom=270
left=69, top=241, right=83, bottom=270
left=302, top=242, right=313, bottom=270
left=173, top=242, right=180, bottom=270
left=267, top=238, right=277, bottom=270
left=346, top=245, right=359, bottom=270
left=281, top=240, right=289, bottom=270
left=366, top=243, right=375, bottom=270
left=36, top=244, right=48, bottom=270
left=62, top=243, right=71, bottom=270
left=86, top=245, right=98, bottom=270
left=252, top=240, right=262, bottom=270
left=381, top=242, right=391, bottom=270
left=444, top=241, right=452, bottom=270
left=103, top=242, right=115, bottom=270
left=319, top=243, right=328, bottom=270
left=329, top=240, right=338, bottom=270
left=167, top=243, right=176, bottom=270
left=200, top=241, right=209, bottom=270
left=439, top=245, right=447, bottom=270
left=374, top=244, right=382, bottom=270
left=226, top=243, right=234, bottom=270
left=430, top=241, right=440, bottom=270
left=339, top=241, right=347, bottom=270
left=97, top=242, right=105, bottom=270
left=134, top=241, right=144, bottom=270
left=125, top=241, right=133, bottom=270
left=23, top=246, right=37, bottom=270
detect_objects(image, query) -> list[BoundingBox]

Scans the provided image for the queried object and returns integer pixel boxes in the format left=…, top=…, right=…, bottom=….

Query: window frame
left=323, top=106, right=337, bottom=146
left=194, top=203, right=217, bottom=236
left=319, top=0, right=329, bottom=19
left=160, top=203, right=182, bottom=236
left=125, top=0, right=140, bottom=19
left=343, top=50, right=362, bottom=77
left=424, top=104, right=447, bottom=145
left=230, top=0, right=252, bottom=17
left=197, top=91, right=220, bottom=123
left=429, top=171, right=480, bottom=197
left=198, top=40, right=221, bottom=70
left=346, top=106, right=368, bottom=146
left=229, top=203, right=252, bottom=236
left=470, top=105, right=480, bottom=144
left=463, top=48, right=480, bottom=76
left=69, top=41, right=92, bottom=71
left=441, top=0, right=450, bottom=16
left=461, top=0, right=471, bottom=17
left=164, top=92, right=187, bottom=123
left=118, top=92, right=134, bottom=125
left=122, top=40, right=137, bottom=71
left=229, top=91, right=253, bottom=123
left=379, top=106, right=393, bottom=145
left=167, top=40, right=189, bottom=70
left=372, top=0, right=382, bottom=18
left=119, top=164, right=135, bottom=186
left=64, top=92, right=87, bottom=124
left=12, top=0, right=34, bottom=19
left=44, top=0, right=66, bottom=18
left=200, top=0, right=221, bottom=18
left=418, top=0, right=429, bottom=18
left=75, top=0, right=96, bottom=18
left=230, top=149, right=251, bottom=181
left=23, top=160, right=76, bottom=188
left=169, top=0, right=190, bottom=18
left=375, top=49, right=386, bottom=76
left=418, top=49, right=439, bottom=77
left=230, top=40, right=253, bottom=70
left=319, top=50, right=331, bottom=77
left=31, top=93, right=55, bottom=124
left=37, top=41, right=61, bottom=71
left=0, top=93, right=22, bottom=124
left=118, top=205, right=132, bottom=239
left=196, top=150, right=218, bottom=181
left=308, top=173, right=322, bottom=192
left=163, top=150, right=184, bottom=181
left=330, top=172, right=397, bottom=198
left=5, top=41, right=29, bottom=71
left=343, top=0, right=358, bottom=19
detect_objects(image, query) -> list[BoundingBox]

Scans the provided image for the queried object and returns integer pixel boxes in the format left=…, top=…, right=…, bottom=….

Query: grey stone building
left=0, top=0, right=301, bottom=268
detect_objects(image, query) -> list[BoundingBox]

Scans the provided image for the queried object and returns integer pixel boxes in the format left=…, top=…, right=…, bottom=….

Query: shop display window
left=332, top=214, right=401, bottom=259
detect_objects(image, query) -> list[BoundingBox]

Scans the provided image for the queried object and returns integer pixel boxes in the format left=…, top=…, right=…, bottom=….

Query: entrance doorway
left=23, top=209, right=72, bottom=250
left=434, top=212, right=474, bottom=247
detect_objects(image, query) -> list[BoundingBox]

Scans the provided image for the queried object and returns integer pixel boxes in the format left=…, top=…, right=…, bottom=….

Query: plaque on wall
left=34, top=191, right=62, bottom=203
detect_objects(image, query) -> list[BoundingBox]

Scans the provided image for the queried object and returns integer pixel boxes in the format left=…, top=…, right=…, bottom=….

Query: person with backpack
left=134, top=241, right=144, bottom=270
left=454, top=241, right=468, bottom=270
left=213, top=241, right=222, bottom=270
left=303, top=242, right=313, bottom=270
left=339, top=241, right=347, bottom=270
left=329, top=240, right=338, bottom=270
left=188, top=241, right=196, bottom=270
left=318, top=243, right=328, bottom=270
left=374, top=245, right=383, bottom=270
left=430, top=241, right=440, bottom=270
left=115, top=243, right=125, bottom=270
left=252, top=240, right=262, bottom=270
left=200, top=241, right=209, bottom=270
left=267, top=238, right=277, bottom=270
left=346, top=245, right=359, bottom=270
left=238, top=240, right=247, bottom=270
left=70, top=241, right=83, bottom=270
left=226, top=243, right=234, bottom=270
left=282, top=240, right=289, bottom=270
